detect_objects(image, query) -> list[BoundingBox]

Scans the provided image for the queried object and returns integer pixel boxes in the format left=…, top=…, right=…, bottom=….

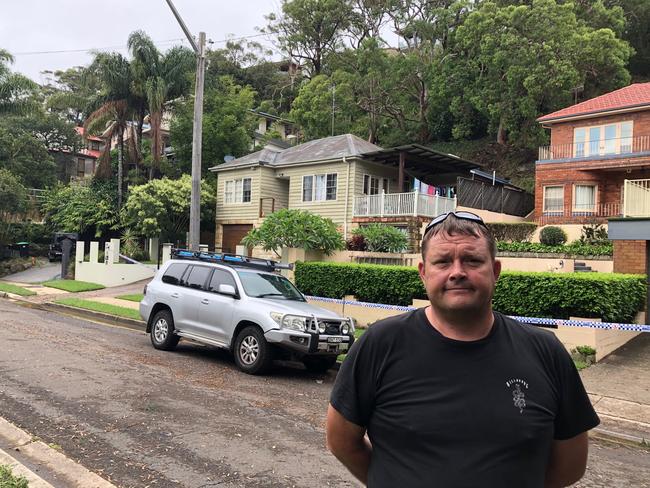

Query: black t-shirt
left=330, top=309, right=600, bottom=488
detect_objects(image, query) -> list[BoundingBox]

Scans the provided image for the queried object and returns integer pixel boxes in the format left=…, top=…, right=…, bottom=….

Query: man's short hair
left=421, top=213, right=496, bottom=260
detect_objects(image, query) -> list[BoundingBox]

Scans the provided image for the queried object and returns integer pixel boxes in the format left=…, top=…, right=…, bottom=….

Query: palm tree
left=84, top=52, right=135, bottom=208
left=128, top=31, right=195, bottom=179
left=0, top=49, right=37, bottom=114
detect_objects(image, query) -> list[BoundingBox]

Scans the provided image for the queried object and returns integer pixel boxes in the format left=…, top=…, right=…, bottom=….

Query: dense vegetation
left=295, top=261, right=645, bottom=322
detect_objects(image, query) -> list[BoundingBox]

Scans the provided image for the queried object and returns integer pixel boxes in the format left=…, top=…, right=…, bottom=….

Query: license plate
left=328, top=336, right=343, bottom=343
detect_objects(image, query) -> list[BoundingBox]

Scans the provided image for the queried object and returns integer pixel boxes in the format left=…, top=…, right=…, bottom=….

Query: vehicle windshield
left=237, top=271, right=306, bottom=301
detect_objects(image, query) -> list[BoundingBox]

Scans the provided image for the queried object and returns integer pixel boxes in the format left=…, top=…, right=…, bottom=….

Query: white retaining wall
left=75, top=239, right=156, bottom=287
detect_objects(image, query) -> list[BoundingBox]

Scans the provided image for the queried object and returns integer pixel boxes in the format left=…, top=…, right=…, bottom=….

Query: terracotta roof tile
left=537, top=83, right=650, bottom=123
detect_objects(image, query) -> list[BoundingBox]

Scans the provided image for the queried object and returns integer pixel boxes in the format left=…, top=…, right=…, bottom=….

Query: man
left=327, top=211, right=599, bottom=487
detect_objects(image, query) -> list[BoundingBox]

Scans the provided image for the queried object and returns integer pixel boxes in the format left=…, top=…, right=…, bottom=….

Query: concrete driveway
left=0, top=262, right=60, bottom=283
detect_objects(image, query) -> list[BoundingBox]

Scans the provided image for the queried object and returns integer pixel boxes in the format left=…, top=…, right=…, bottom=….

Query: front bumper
left=265, top=329, right=355, bottom=356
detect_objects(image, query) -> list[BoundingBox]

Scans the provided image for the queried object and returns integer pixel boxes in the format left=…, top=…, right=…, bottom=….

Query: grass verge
left=42, top=280, right=105, bottom=292
left=0, top=282, right=36, bottom=296
left=0, top=464, right=29, bottom=488
left=116, top=293, right=144, bottom=303
left=55, top=297, right=141, bottom=321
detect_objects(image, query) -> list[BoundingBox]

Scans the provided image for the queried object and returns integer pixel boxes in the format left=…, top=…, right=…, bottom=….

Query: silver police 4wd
left=139, top=249, right=355, bottom=375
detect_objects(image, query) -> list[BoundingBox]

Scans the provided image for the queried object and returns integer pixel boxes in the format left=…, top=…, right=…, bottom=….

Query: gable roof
left=537, top=83, right=650, bottom=123
left=209, top=134, right=381, bottom=172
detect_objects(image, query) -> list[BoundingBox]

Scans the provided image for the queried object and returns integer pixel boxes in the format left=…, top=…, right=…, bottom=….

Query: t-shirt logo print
left=505, top=378, right=529, bottom=414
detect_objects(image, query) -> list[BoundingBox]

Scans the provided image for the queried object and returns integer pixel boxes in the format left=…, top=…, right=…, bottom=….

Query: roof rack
left=171, top=248, right=293, bottom=272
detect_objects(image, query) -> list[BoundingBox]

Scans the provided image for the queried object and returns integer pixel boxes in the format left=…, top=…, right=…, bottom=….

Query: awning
left=359, top=144, right=481, bottom=186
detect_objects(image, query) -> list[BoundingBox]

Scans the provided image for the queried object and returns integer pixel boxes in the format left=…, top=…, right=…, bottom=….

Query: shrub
left=295, top=262, right=645, bottom=322
left=346, top=234, right=366, bottom=251
left=496, top=241, right=613, bottom=256
left=493, top=272, right=645, bottom=323
left=352, top=224, right=408, bottom=252
left=578, top=223, right=609, bottom=246
left=487, top=222, right=537, bottom=242
left=540, top=226, right=567, bottom=245
left=241, top=209, right=344, bottom=256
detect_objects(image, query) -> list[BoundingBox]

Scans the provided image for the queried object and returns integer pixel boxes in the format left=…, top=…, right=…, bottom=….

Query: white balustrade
left=353, top=191, right=456, bottom=218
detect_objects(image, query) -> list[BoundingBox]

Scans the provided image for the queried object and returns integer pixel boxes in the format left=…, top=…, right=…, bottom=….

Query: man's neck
left=425, top=306, right=495, bottom=341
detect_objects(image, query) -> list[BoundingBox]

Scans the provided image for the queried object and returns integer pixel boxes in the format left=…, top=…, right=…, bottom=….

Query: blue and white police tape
left=305, top=295, right=650, bottom=333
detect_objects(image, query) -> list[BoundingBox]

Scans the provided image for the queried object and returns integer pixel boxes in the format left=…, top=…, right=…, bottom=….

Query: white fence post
left=162, top=243, right=173, bottom=264
left=413, top=190, right=419, bottom=216
left=380, top=190, right=385, bottom=217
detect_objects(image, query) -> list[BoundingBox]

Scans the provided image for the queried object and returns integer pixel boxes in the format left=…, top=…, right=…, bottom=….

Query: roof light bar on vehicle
left=171, top=248, right=293, bottom=271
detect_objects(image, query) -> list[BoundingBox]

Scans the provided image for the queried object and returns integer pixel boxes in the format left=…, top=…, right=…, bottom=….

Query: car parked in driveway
left=140, top=250, right=355, bottom=375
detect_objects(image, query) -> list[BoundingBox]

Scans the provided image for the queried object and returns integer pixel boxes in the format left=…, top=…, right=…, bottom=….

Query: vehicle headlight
left=318, top=321, right=326, bottom=334
left=271, top=313, right=307, bottom=332
left=340, top=322, right=350, bottom=335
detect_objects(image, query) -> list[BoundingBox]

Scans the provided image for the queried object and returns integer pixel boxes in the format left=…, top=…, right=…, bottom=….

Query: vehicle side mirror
left=218, top=284, right=237, bottom=297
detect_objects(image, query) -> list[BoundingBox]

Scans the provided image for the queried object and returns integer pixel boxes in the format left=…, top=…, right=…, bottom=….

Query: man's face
left=418, top=231, right=501, bottom=317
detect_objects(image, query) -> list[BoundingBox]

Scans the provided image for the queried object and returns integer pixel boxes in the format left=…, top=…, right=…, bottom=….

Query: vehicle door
left=198, top=268, right=238, bottom=344
left=178, top=265, right=213, bottom=336
left=160, top=263, right=190, bottom=331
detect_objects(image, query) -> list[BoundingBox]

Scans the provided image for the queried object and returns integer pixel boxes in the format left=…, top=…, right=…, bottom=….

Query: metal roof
left=359, top=144, right=480, bottom=181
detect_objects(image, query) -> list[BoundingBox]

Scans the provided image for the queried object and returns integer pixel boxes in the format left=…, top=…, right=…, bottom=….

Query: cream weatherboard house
left=209, top=134, right=531, bottom=254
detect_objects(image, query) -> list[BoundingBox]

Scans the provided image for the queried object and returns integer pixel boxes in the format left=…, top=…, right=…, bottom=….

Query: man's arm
left=326, top=404, right=372, bottom=485
left=544, top=432, right=589, bottom=488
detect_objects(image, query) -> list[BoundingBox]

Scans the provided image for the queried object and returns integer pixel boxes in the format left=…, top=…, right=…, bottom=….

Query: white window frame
left=224, top=177, right=252, bottom=204
left=542, top=185, right=564, bottom=214
left=572, top=184, right=597, bottom=213
left=363, top=174, right=390, bottom=195
left=302, top=173, right=338, bottom=202
left=573, top=121, right=633, bottom=158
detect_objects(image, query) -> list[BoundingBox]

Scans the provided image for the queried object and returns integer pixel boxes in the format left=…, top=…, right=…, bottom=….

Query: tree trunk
left=118, top=126, right=124, bottom=209
left=497, top=117, right=507, bottom=145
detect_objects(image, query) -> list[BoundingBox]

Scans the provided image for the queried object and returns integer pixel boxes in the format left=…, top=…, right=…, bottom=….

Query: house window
left=573, top=184, right=596, bottom=213
left=224, top=178, right=252, bottom=204
left=573, top=121, right=633, bottom=157
left=543, top=186, right=564, bottom=214
left=90, top=141, right=100, bottom=151
left=302, top=173, right=337, bottom=202
left=363, top=174, right=389, bottom=195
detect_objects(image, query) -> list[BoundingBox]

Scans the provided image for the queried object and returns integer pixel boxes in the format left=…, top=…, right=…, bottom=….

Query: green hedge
left=295, top=262, right=645, bottom=322
left=497, top=241, right=613, bottom=256
left=487, top=222, right=537, bottom=242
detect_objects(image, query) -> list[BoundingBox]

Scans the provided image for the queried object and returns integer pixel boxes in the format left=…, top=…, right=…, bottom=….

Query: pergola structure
left=360, top=144, right=480, bottom=190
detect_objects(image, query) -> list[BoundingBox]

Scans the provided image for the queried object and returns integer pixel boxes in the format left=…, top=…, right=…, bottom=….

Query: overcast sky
left=1, top=0, right=282, bottom=84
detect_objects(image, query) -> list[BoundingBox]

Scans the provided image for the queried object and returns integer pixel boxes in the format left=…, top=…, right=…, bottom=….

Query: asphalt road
left=1, top=299, right=648, bottom=488
left=0, top=262, right=60, bottom=283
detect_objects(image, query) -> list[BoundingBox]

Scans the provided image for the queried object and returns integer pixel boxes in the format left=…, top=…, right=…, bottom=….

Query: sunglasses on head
left=424, top=211, right=487, bottom=236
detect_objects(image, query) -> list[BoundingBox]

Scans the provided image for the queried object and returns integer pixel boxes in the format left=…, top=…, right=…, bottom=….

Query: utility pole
left=165, top=0, right=205, bottom=251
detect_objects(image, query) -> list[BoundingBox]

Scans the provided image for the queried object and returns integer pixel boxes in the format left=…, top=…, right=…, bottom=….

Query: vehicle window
left=237, top=271, right=305, bottom=301
left=184, top=266, right=211, bottom=290
left=208, top=269, right=237, bottom=293
left=161, top=263, right=188, bottom=285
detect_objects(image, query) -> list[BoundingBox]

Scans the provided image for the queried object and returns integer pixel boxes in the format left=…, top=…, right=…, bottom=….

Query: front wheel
left=150, top=309, right=180, bottom=351
left=302, top=355, right=338, bottom=374
left=233, top=326, right=274, bottom=375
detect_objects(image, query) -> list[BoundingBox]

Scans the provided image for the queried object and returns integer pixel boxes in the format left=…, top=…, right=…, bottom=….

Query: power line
left=11, top=33, right=269, bottom=57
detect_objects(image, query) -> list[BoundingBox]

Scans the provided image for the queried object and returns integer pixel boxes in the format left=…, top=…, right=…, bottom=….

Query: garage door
left=222, top=224, right=253, bottom=255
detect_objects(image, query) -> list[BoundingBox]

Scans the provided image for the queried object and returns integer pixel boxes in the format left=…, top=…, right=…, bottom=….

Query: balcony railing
left=353, top=191, right=456, bottom=218
left=623, top=179, right=650, bottom=217
left=538, top=135, right=650, bottom=161
left=537, top=202, right=621, bottom=225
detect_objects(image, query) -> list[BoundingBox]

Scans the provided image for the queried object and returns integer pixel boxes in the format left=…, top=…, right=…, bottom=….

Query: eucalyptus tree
left=127, top=30, right=195, bottom=179
left=0, top=49, right=37, bottom=115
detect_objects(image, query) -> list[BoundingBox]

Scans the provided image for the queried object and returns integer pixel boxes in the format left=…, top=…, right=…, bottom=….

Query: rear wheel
left=302, top=355, right=337, bottom=374
left=150, top=310, right=180, bottom=351
left=233, top=326, right=274, bottom=375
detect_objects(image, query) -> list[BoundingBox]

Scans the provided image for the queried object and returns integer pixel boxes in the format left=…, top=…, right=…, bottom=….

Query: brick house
left=535, top=83, right=650, bottom=226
